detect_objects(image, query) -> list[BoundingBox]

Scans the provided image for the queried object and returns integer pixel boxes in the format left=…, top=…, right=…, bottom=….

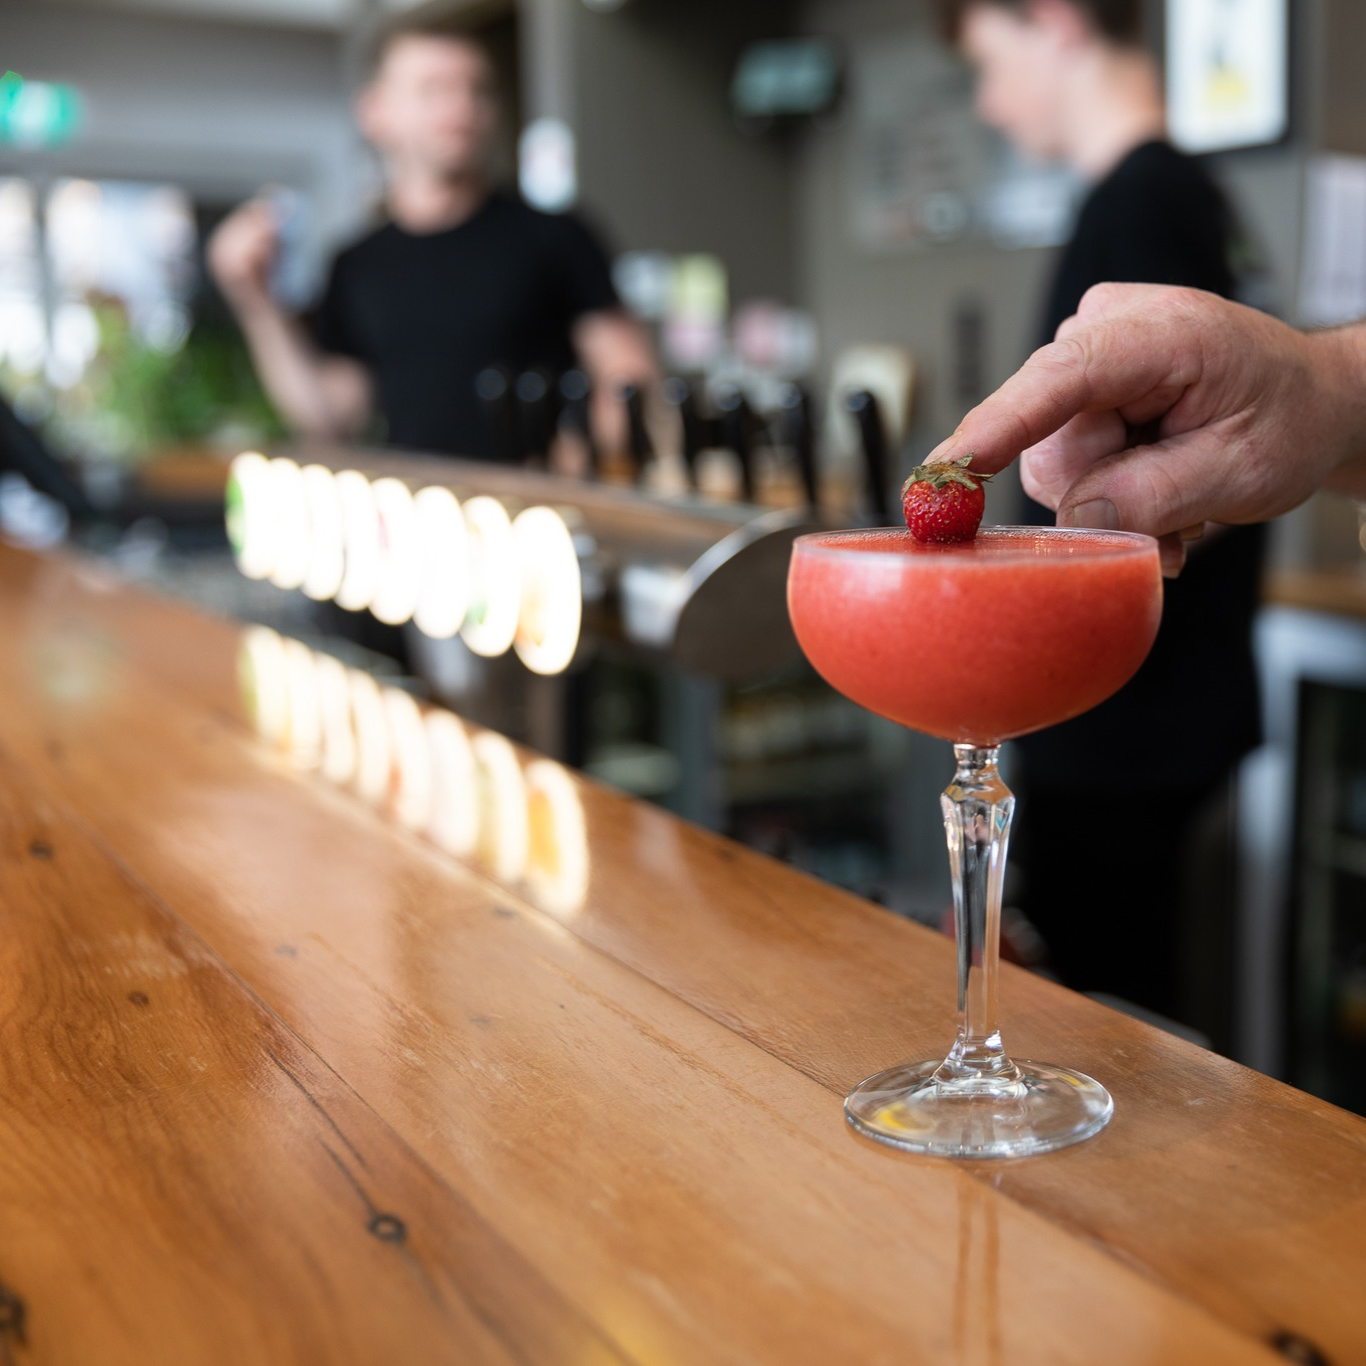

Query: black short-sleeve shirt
left=1020, top=141, right=1265, bottom=792
left=306, top=192, right=619, bottom=458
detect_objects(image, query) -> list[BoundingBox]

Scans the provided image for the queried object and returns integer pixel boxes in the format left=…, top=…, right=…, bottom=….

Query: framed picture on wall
left=1166, top=0, right=1290, bottom=153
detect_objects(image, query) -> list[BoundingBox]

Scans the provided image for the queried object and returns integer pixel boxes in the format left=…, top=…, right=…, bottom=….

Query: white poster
left=1167, top=0, right=1289, bottom=154
left=1299, top=155, right=1366, bottom=328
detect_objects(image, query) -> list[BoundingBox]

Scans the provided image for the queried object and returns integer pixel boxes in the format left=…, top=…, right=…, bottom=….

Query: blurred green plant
left=85, top=303, right=285, bottom=455
left=7, top=301, right=286, bottom=464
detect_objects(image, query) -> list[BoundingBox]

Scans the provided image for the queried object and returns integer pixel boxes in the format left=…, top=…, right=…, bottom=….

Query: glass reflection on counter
left=525, top=759, right=590, bottom=916
left=347, top=666, right=392, bottom=806
left=472, top=730, right=529, bottom=883
left=384, top=685, right=433, bottom=832
left=426, top=710, right=478, bottom=857
left=236, top=626, right=588, bottom=916
left=315, top=649, right=358, bottom=785
left=282, top=636, right=322, bottom=769
left=238, top=624, right=289, bottom=745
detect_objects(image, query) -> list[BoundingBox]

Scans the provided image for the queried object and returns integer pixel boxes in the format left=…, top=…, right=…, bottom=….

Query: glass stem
left=935, top=745, right=1021, bottom=1087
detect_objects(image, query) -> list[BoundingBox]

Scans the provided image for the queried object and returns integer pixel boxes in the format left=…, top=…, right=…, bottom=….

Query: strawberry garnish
left=901, top=454, right=992, bottom=544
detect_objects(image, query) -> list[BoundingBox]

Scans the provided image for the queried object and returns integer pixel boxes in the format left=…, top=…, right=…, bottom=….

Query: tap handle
left=475, top=366, right=523, bottom=464
left=620, top=382, right=653, bottom=484
left=515, top=369, right=558, bottom=464
left=844, top=389, right=891, bottom=524
left=558, top=368, right=600, bottom=476
left=662, top=377, right=711, bottom=488
left=779, top=382, right=819, bottom=510
left=716, top=384, right=758, bottom=504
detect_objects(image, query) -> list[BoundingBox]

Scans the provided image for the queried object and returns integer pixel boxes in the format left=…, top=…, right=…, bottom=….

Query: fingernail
left=1064, top=498, right=1119, bottom=530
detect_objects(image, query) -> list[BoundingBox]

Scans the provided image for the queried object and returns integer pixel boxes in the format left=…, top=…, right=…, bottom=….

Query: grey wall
left=0, top=1, right=363, bottom=263
left=521, top=0, right=799, bottom=303
left=789, top=0, right=1314, bottom=499
left=792, top=0, right=1053, bottom=500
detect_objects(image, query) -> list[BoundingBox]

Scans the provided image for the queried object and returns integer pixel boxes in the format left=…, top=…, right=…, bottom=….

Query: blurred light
left=384, top=686, right=432, bottom=831
left=227, top=452, right=277, bottom=581
left=461, top=496, right=520, bottom=658
left=472, top=730, right=529, bottom=883
left=0, top=473, right=67, bottom=548
left=581, top=0, right=631, bottom=10
left=0, top=73, right=83, bottom=149
left=348, top=668, right=392, bottom=805
left=46, top=178, right=195, bottom=353
left=282, top=637, right=322, bottom=769
left=512, top=506, right=582, bottom=677
left=144, top=301, right=191, bottom=354
left=662, top=255, right=729, bottom=371
left=413, top=485, right=469, bottom=640
left=0, top=297, right=46, bottom=375
left=426, top=711, right=478, bottom=857
left=238, top=626, right=289, bottom=747
left=519, top=117, right=577, bottom=214
left=47, top=300, right=99, bottom=388
left=730, top=40, right=841, bottom=119
left=301, top=465, right=345, bottom=603
left=315, top=650, right=357, bottom=786
left=524, top=759, right=590, bottom=916
left=370, top=477, right=421, bottom=627
left=268, top=458, right=310, bottom=591
left=613, top=252, right=676, bottom=322
left=235, top=629, right=589, bottom=905
left=336, top=471, right=382, bottom=612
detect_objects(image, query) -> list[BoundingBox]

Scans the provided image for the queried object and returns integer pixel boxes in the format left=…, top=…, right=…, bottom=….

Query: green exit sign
left=0, top=71, right=83, bottom=148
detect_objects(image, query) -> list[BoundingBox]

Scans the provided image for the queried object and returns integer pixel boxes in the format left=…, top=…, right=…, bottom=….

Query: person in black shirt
left=209, top=17, right=654, bottom=460
left=938, top=0, right=1265, bottom=1025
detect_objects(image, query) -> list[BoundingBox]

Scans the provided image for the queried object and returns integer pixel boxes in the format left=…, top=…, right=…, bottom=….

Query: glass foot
left=845, top=1058, right=1113, bottom=1159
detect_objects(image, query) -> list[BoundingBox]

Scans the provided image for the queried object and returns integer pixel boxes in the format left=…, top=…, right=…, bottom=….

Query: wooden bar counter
left=0, top=542, right=1361, bottom=1365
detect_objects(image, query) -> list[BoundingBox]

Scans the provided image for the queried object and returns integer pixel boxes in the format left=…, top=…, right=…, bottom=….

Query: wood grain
left=0, top=753, right=625, bottom=1365
left=0, top=544, right=1356, bottom=1363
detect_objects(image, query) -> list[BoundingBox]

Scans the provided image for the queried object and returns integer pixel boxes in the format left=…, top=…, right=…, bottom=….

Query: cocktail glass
left=788, top=526, right=1162, bottom=1158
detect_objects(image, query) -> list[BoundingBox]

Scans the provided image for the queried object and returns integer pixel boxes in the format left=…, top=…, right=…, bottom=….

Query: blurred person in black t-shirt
left=208, top=17, right=654, bottom=460
left=937, top=0, right=1265, bottom=1024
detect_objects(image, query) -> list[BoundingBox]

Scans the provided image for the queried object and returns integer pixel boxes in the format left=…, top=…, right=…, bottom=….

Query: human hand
left=207, top=199, right=280, bottom=313
left=928, top=284, right=1364, bottom=574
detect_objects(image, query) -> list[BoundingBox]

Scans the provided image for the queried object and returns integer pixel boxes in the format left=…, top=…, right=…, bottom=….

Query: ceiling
left=36, top=0, right=467, bottom=34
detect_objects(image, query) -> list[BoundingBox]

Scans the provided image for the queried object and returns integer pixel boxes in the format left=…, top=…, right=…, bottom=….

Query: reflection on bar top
left=238, top=625, right=590, bottom=919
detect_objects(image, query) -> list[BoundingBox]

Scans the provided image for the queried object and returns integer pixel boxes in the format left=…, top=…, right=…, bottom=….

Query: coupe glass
left=788, top=526, right=1162, bottom=1158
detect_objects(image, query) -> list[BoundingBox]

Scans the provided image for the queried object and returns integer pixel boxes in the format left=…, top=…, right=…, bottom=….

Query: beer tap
left=557, top=369, right=599, bottom=477
left=778, top=382, right=819, bottom=511
left=620, top=383, right=653, bottom=485
left=662, top=377, right=713, bottom=491
left=844, top=389, right=891, bottom=524
left=515, top=369, right=559, bottom=466
left=475, top=367, right=522, bottom=465
left=715, top=383, right=758, bottom=504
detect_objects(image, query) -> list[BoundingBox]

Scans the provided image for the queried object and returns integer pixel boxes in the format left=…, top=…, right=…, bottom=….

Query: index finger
left=926, top=305, right=1205, bottom=477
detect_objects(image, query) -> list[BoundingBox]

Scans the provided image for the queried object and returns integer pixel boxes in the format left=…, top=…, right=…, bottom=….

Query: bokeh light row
left=227, top=453, right=583, bottom=677
left=238, top=625, right=590, bottom=918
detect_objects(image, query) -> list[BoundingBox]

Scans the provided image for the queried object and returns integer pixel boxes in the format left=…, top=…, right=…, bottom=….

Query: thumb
left=1055, top=431, right=1217, bottom=540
